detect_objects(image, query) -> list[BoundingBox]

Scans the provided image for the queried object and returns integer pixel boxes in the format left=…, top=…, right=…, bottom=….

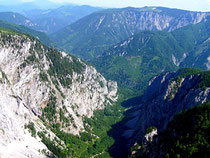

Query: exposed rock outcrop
left=0, top=29, right=118, bottom=157
left=124, top=69, right=210, bottom=145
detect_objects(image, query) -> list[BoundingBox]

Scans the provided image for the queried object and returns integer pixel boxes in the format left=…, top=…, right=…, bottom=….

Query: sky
left=51, top=0, right=210, bottom=12
left=0, top=0, right=210, bottom=12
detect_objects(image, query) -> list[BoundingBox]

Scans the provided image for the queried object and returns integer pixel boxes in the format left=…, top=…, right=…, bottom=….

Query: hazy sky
left=1, top=0, right=210, bottom=12
left=51, top=0, right=210, bottom=12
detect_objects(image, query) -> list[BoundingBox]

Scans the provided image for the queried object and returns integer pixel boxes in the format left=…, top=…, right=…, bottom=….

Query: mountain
left=0, top=12, right=36, bottom=28
left=92, top=31, right=182, bottom=96
left=123, top=68, right=210, bottom=146
left=0, top=20, right=54, bottom=47
left=132, top=102, right=210, bottom=158
left=91, top=18, right=210, bottom=96
left=0, top=28, right=117, bottom=157
left=172, top=16, right=210, bottom=70
left=51, top=7, right=209, bottom=59
left=0, top=6, right=102, bottom=34
left=23, top=5, right=102, bottom=34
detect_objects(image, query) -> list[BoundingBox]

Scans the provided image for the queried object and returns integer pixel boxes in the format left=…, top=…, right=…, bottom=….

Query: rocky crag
left=0, top=29, right=118, bottom=157
left=124, top=68, right=210, bottom=145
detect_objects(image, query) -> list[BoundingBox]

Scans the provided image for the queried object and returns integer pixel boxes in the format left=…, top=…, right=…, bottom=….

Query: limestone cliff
left=0, top=29, right=118, bottom=157
left=124, top=69, right=209, bottom=145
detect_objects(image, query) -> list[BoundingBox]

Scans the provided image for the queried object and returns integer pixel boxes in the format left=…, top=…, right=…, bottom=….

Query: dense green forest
left=0, top=20, right=55, bottom=47
left=91, top=18, right=210, bottom=96
left=36, top=96, right=128, bottom=158
left=1, top=8, right=209, bottom=158
left=133, top=102, right=210, bottom=158
left=172, top=68, right=210, bottom=89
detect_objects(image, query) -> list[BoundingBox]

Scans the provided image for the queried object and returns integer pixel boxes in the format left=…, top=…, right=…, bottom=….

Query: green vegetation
left=39, top=71, right=49, bottom=82
left=162, top=102, right=210, bottom=158
left=51, top=16, right=209, bottom=97
left=41, top=95, right=57, bottom=123
left=99, top=80, right=105, bottom=88
left=39, top=95, right=127, bottom=157
left=173, top=16, right=210, bottom=70
left=25, top=122, right=36, bottom=137
left=24, top=6, right=101, bottom=34
left=91, top=16, right=210, bottom=96
left=0, top=26, right=85, bottom=89
left=50, top=7, right=209, bottom=61
left=174, top=68, right=210, bottom=89
left=145, top=126, right=157, bottom=134
left=0, top=23, right=129, bottom=158
left=0, top=69, right=10, bottom=84
left=51, top=7, right=177, bottom=59
left=92, top=31, right=180, bottom=96
left=135, top=102, right=210, bottom=158
left=45, top=47, right=84, bottom=88
left=0, top=19, right=55, bottom=47
left=37, top=131, right=66, bottom=157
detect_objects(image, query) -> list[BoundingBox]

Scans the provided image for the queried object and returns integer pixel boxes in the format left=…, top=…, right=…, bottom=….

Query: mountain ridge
left=0, top=19, right=55, bottom=47
left=91, top=18, right=210, bottom=96
left=0, top=28, right=118, bottom=157
left=123, top=68, right=210, bottom=145
left=51, top=6, right=210, bottom=59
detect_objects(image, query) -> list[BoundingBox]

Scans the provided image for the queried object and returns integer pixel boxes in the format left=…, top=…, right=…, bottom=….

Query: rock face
left=144, top=129, right=157, bottom=143
left=51, top=7, right=210, bottom=59
left=0, top=29, right=118, bottom=157
left=124, top=69, right=210, bottom=144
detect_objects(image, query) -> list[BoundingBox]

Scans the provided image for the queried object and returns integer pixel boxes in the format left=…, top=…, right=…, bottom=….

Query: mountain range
left=0, top=5, right=102, bottom=34
left=50, top=7, right=210, bottom=60
left=0, top=4, right=209, bottom=158
left=0, top=19, right=55, bottom=47
left=91, top=18, right=210, bottom=96
left=22, top=5, right=102, bottom=34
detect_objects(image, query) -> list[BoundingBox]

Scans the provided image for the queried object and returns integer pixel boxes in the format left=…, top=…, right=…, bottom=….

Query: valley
left=0, top=1, right=209, bottom=158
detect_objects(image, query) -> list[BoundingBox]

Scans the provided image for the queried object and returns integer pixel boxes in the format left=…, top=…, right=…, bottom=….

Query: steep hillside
left=23, top=5, right=102, bottom=34
left=0, top=20, right=55, bottom=47
left=0, top=6, right=101, bottom=35
left=173, top=16, right=210, bottom=70
left=123, top=68, right=210, bottom=146
left=92, top=31, right=181, bottom=96
left=132, top=102, right=210, bottom=158
left=0, top=28, right=118, bottom=157
left=92, top=18, right=210, bottom=96
left=0, top=12, right=36, bottom=28
left=51, top=7, right=209, bottom=59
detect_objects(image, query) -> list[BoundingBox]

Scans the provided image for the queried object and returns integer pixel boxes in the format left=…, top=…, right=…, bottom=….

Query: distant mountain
left=23, top=5, right=102, bottom=34
left=91, top=18, right=210, bottom=96
left=51, top=7, right=210, bottom=59
left=172, top=16, right=210, bottom=70
left=0, top=12, right=36, bottom=28
left=0, top=20, right=54, bottom=47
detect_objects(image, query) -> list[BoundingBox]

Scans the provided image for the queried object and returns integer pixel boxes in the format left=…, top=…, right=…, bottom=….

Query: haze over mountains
left=0, top=1, right=209, bottom=158
left=0, top=0, right=66, bottom=11
left=0, top=4, right=102, bottom=34
left=50, top=7, right=209, bottom=59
